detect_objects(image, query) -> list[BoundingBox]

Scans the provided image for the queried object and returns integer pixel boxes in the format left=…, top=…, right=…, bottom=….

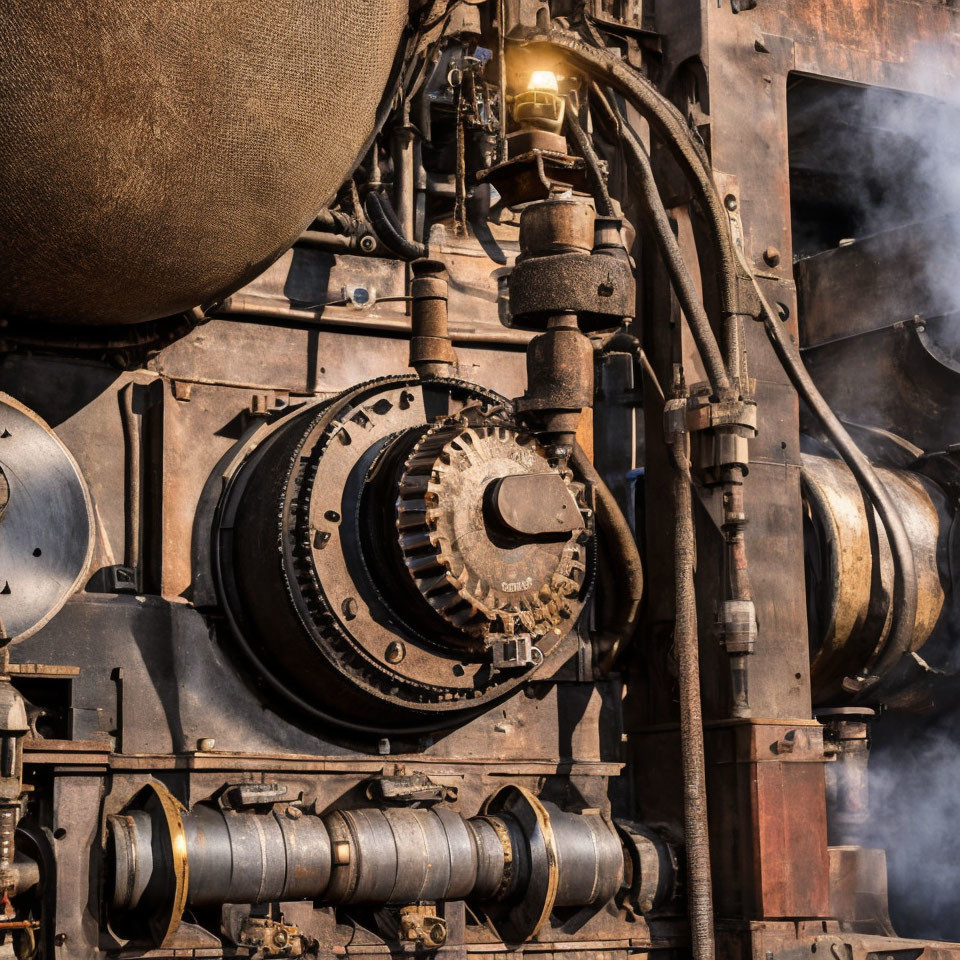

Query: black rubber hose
left=590, top=84, right=732, bottom=400
left=564, top=105, right=616, bottom=218
left=528, top=32, right=739, bottom=326
left=752, top=275, right=918, bottom=689
left=531, top=33, right=747, bottom=384
left=378, top=188, right=426, bottom=255
left=570, top=443, right=643, bottom=667
left=364, top=191, right=427, bottom=261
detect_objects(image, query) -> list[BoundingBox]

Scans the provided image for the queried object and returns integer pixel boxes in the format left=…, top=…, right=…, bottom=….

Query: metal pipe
left=215, top=294, right=533, bottom=346
left=391, top=105, right=417, bottom=243
left=534, top=32, right=744, bottom=377
left=409, top=259, right=458, bottom=378
left=570, top=443, right=643, bottom=669
left=592, top=81, right=755, bottom=716
left=496, top=0, right=508, bottom=163
left=365, top=191, right=428, bottom=261
left=564, top=104, right=615, bottom=218
left=589, top=84, right=731, bottom=400
left=108, top=794, right=625, bottom=927
left=666, top=391, right=716, bottom=960
left=119, top=383, right=141, bottom=585
left=751, top=273, right=919, bottom=694
left=296, top=230, right=378, bottom=256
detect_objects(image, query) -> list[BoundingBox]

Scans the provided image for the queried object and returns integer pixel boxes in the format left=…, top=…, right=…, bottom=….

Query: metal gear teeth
left=395, top=421, right=587, bottom=643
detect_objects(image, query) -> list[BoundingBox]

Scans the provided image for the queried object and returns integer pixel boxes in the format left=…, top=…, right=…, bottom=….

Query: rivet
left=763, top=246, right=781, bottom=267
left=385, top=641, right=406, bottom=664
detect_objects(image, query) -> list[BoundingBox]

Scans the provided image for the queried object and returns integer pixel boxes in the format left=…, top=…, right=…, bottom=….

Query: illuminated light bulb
left=527, top=70, right=559, bottom=93
left=513, top=69, right=565, bottom=137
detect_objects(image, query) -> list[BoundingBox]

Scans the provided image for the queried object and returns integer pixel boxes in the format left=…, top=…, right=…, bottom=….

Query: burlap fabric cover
left=0, top=1, right=408, bottom=325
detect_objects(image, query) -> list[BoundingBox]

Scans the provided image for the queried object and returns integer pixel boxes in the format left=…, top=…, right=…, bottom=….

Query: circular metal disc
left=0, top=394, right=94, bottom=641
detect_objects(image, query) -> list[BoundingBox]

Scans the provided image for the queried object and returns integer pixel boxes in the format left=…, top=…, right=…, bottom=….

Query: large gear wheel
left=217, top=376, right=594, bottom=732
left=396, top=421, right=588, bottom=644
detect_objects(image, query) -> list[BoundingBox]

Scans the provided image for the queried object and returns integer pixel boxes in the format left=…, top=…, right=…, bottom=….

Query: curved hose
left=564, top=105, right=616, bottom=218
left=570, top=444, right=643, bottom=668
left=528, top=33, right=739, bottom=331
left=590, top=84, right=732, bottom=400
left=750, top=273, right=918, bottom=689
left=364, top=190, right=428, bottom=260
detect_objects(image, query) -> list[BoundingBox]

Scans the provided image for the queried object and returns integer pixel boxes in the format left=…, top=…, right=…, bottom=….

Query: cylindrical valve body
left=107, top=784, right=629, bottom=948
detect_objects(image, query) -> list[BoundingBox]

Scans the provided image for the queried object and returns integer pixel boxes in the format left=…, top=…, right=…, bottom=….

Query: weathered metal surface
left=0, top=395, right=94, bottom=642
left=219, top=377, right=593, bottom=727
left=820, top=709, right=876, bottom=849
left=491, top=473, right=584, bottom=537
left=828, top=845, right=895, bottom=936
left=0, top=0, right=410, bottom=325
left=797, top=220, right=960, bottom=351
left=410, top=260, right=459, bottom=377
left=707, top=720, right=831, bottom=920
left=802, top=454, right=946, bottom=703
left=508, top=199, right=635, bottom=332
left=2, top=0, right=960, bottom=955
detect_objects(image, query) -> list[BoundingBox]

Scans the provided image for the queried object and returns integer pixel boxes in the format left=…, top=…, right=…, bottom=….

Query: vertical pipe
left=668, top=394, right=716, bottom=960
left=392, top=102, right=416, bottom=245
left=120, top=382, right=141, bottom=587
left=497, top=0, right=508, bottom=163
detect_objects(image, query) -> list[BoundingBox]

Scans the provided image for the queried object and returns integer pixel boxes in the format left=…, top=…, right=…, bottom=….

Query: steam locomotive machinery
left=2, top=1, right=960, bottom=959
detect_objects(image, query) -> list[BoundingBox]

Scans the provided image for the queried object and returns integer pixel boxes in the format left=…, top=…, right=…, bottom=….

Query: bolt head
left=385, top=640, right=406, bottom=664
left=763, top=246, right=781, bottom=267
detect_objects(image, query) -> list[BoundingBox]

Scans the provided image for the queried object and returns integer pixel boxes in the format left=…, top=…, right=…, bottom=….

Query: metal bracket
left=365, top=774, right=458, bottom=805
left=223, top=783, right=289, bottom=809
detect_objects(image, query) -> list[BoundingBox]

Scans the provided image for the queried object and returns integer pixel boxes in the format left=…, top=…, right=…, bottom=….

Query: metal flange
left=480, top=785, right=559, bottom=945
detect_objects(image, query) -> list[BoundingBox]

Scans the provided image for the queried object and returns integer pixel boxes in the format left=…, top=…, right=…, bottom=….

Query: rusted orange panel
left=752, top=758, right=831, bottom=918
left=708, top=721, right=830, bottom=920
left=576, top=407, right=595, bottom=461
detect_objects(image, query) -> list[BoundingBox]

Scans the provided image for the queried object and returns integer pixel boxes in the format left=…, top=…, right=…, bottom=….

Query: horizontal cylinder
left=546, top=805, right=624, bottom=907
left=184, top=805, right=332, bottom=907
left=107, top=794, right=627, bottom=927
left=108, top=805, right=332, bottom=911
left=801, top=453, right=947, bottom=701
left=323, top=806, right=481, bottom=905
left=108, top=810, right=154, bottom=912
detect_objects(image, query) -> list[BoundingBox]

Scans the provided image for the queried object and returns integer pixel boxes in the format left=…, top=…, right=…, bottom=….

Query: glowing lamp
left=513, top=69, right=565, bottom=136
left=527, top=70, right=559, bottom=93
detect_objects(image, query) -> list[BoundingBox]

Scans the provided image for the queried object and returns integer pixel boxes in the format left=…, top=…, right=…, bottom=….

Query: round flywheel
left=217, top=376, right=594, bottom=731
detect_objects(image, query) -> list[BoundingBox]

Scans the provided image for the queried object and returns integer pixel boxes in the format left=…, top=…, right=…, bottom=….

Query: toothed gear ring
left=218, top=376, right=594, bottom=729
left=396, top=421, right=589, bottom=644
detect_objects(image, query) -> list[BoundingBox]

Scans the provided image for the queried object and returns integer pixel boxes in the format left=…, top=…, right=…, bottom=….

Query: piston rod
left=107, top=784, right=624, bottom=947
